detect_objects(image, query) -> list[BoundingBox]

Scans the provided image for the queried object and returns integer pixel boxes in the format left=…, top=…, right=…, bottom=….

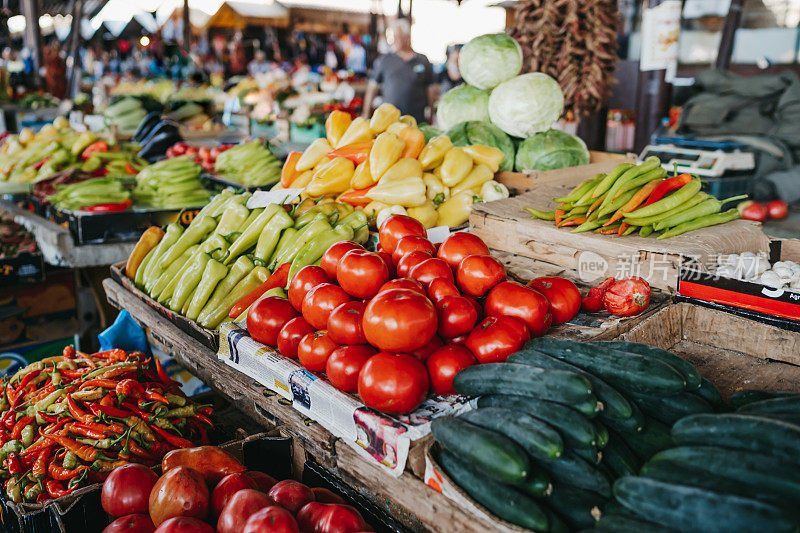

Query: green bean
left=571, top=220, right=602, bottom=233
left=639, top=225, right=654, bottom=238
left=623, top=192, right=708, bottom=227
left=599, top=189, right=637, bottom=217
left=590, top=163, right=634, bottom=199
left=567, top=205, right=589, bottom=216
left=622, top=224, right=638, bottom=236
left=523, top=208, right=556, bottom=221
left=574, top=175, right=610, bottom=207
left=654, top=194, right=747, bottom=230
left=599, top=168, right=667, bottom=216
left=554, top=176, right=602, bottom=204
left=623, top=178, right=702, bottom=218
left=598, top=157, right=660, bottom=209
left=657, top=209, right=740, bottom=239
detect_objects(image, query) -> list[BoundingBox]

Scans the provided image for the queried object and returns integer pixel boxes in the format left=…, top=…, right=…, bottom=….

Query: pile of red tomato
left=101, top=445, right=371, bottom=533
left=247, top=214, right=584, bottom=415
left=165, top=142, right=234, bottom=173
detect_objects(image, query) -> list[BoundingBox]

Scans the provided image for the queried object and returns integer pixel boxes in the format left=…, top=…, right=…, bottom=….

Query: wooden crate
left=471, top=168, right=771, bottom=292
left=616, top=302, right=800, bottom=399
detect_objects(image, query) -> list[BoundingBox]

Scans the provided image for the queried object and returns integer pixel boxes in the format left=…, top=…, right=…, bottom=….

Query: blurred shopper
left=249, top=50, right=271, bottom=76
left=363, top=18, right=436, bottom=124
left=346, top=36, right=367, bottom=74
left=439, top=44, right=462, bottom=93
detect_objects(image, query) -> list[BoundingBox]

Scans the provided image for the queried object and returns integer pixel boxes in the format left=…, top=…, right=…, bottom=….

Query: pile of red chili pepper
left=0, top=347, right=213, bottom=504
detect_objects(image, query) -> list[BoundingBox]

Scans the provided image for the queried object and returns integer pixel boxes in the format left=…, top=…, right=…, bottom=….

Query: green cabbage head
left=458, top=33, right=523, bottom=90
left=436, top=85, right=490, bottom=131
left=515, top=129, right=590, bottom=171
left=489, top=73, right=564, bottom=138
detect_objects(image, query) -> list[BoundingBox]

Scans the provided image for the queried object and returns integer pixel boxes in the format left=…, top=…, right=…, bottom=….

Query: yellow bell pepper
left=440, top=147, right=473, bottom=186
left=451, top=164, right=494, bottom=196
left=419, top=135, right=454, bottom=170
left=385, top=122, right=409, bottom=136
left=305, top=156, right=356, bottom=197
left=376, top=205, right=408, bottom=229
left=369, top=103, right=401, bottom=134
left=379, top=158, right=423, bottom=184
left=292, top=170, right=315, bottom=189
left=480, top=180, right=510, bottom=202
left=325, top=110, right=351, bottom=147
left=407, top=201, right=439, bottom=229
left=463, top=145, right=505, bottom=173
left=350, top=160, right=374, bottom=189
left=423, top=173, right=449, bottom=205
left=296, top=138, right=332, bottom=171
left=370, top=132, right=405, bottom=181
left=336, top=117, right=374, bottom=148
left=437, top=190, right=482, bottom=227
left=363, top=200, right=391, bottom=219
left=366, top=176, right=427, bottom=207
left=399, top=115, right=417, bottom=127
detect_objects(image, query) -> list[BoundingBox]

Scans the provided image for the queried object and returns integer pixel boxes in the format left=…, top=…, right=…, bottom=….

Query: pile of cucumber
left=431, top=338, right=725, bottom=532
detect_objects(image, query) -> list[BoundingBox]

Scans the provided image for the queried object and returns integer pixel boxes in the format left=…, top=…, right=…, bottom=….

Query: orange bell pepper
left=399, top=127, right=425, bottom=159
left=327, top=141, right=373, bottom=165
left=339, top=185, right=378, bottom=207
left=281, top=151, right=302, bottom=188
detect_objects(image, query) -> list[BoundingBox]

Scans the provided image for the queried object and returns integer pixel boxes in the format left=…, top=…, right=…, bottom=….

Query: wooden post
left=182, top=0, right=191, bottom=52
left=21, top=0, right=42, bottom=86
left=715, top=0, right=744, bottom=70
left=66, top=0, right=84, bottom=97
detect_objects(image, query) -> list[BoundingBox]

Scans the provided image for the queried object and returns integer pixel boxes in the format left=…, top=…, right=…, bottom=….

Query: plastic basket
left=702, top=174, right=752, bottom=200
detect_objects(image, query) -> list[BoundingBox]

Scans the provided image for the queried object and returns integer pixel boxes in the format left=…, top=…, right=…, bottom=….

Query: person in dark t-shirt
left=363, top=19, right=437, bottom=124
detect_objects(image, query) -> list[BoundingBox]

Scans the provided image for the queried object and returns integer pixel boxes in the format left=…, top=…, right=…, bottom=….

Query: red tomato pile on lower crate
left=102, top=445, right=371, bottom=533
left=166, top=142, right=234, bottom=173
left=247, top=214, right=588, bottom=415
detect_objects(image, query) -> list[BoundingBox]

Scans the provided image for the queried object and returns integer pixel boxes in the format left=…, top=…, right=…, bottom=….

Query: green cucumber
left=672, top=413, right=800, bottom=463
left=595, top=514, right=684, bottom=533
left=618, top=418, right=673, bottom=462
left=542, top=507, right=569, bottom=533
left=509, top=349, right=633, bottom=420
left=437, top=450, right=550, bottom=531
left=651, top=445, right=800, bottom=504
left=512, top=463, right=553, bottom=497
left=570, top=394, right=603, bottom=418
left=613, top=476, right=797, bottom=533
left=730, top=389, right=799, bottom=410
left=602, top=433, right=640, bottom=478
left=737, top=395, right=800, bottom=415
left=431, top=417, right=529, bottom=484
left=459, top=407, right=564, bottom=461
left=478, top=395, right=598, bottom=449
left=692, top=378, right=724, bottom=409
left=592, top=341, right=701, bottom=390
left=537, top=450, right=612, bottom=497
left=600, top=398, right=645, bottom=434
left=595, top=423, right=609, bottom=449
left=574, top=446, right=602, bottom=465
left=753, top=413, right=800, bottom=426
left=526, top=338, right=686, bottom=394
left=545, top=484, right=606, bottom=530
left=453, top=363, right=594, bottom=404
left=629, top=391, right=713, bottom=426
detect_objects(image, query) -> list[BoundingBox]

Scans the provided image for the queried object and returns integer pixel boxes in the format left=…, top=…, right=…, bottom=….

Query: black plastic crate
left=702, top=174, right=751, bottom=200
left=0, top=251, right=45, bottom=286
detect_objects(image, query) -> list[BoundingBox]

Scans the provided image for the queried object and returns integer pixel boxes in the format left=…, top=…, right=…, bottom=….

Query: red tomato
left=320, top=241, right=363, bottom=280
left=485, top=281, right=552, bottom=337
left=297, top=331, right=339, bottom=372
left=153, top=517, right=213, bottom=533
left=198, top=147, right=211, bottom=160
left=172, top=143, right=187, bottom=155
left=427, top=345, right=477, bottom=395
left=396, top=250, right=433, bottom=278
left=362, top=289, right=437, bottom=352
left=267, top=480, right=315, bottom=515
left=357, top=353, right=430, bottom=413
left=337, top=250, right=390, bottom=299
left=437, top=232, right=490, bottom=269
left=376, top=251, right=396, bottom=278
left=327, top=301, right=367, bottom=345
left=277, top=317, right=316, bottom=359
left=392, top=235, right=436, bottom=264
left=326, top=345, right=376, bottom=392
left=211, top=472, right=258, bottom=518
left=247, top=296, right=299, bottom=346
left=427, top=278, right=460, bottom=303
left=602, top=276, right=651, bottom=317
left=148, top=467, right=209, bottom=527
left=101, top=463, right=159, bottom=517
left=311, top=488, right=345, bottom=505
left=445, top=334, right=468, bottom=345
left=767, top=199, right=788, bottom=219
left=463, top=295, right=483, bottom=321
left=379, top=214, right=426, bottom=253
left=409, top=258, right=454, bottom=287
left=739, top=201, right=768, bottom=222
left=243, top=506, right=300, bottom=533
left=581, top=294, right=604, bottom=312
left=410, top=336, right=443, bottom=362
left=289, top=266, right=330, bottom=311
left=210, top=147, right=222, bottom=159
left=466, top=315, right=529, bottom=363
left=217, top=489, right=274, bottom=533
left=184, top=146, right=198, bottom=156
left=296, top=502, right=371, bottom=533
left=436, top=295, right=478, bottom=338
left=244, top=471, right=278, bottom=493
left=456, top=255, right=507, bottom=298
left=302, top=283, right=351, bottom=329
left=527, top=277, right=581, bottom=326
left=378, top=278, right=426, bottom=296
left=102, top=514, right=155, bottom=533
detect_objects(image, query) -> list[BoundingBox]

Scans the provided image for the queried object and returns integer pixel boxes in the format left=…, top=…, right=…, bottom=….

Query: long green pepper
left=657, top=208, right=740, bottom=239
left=269, top=216, right=331, bottom=270
left=287, top=223, right=355, bottom=283
left=142, top=223, right=184, bottom=293
left=151, top=245, right=198, bottom=300
left=185, top=260, right=228, bottom=321
left=254, top=209, right=294, bottom=264
left=598, top=157, right=660, bottom=212
left=169, top=250, right=214, bottom=313
left=197, top=256, right=254, bottom=323
left=623, top=178, right=702, bottom=218
left=157, top=234, right=230, bottom=306
left=553, top=176, right=603, bottom=204
left=224, top=204, right=283, bottom=263
left=623, top=192, right=708, bottom=227
left=158, top=216, right=217, bottom=269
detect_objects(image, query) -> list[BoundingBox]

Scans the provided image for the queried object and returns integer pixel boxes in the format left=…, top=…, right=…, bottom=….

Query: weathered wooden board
left=471, top=181, right=771, bottom=291
left=618, top=302, right=800, bottom=399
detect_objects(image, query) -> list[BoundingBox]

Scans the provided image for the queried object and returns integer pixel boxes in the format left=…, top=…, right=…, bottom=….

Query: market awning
left=203, top=0, right=289, bottom=29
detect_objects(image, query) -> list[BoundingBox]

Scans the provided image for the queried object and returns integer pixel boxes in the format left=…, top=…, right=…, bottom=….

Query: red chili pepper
left=91, top=349, right=128, bottom=361
left=154, top=358, right=172, bottom=388
left=121, top=401, right=150, bottom=421
left=7, top=452, right=22, bottom=476
left=2, top=410, right=17, bottom=430
left=81, top=199, right=134, bottom=212
left=10, top=416, right=33, bottom=440
left=66, top=395, right=95, bottom=424
left=192, top=413, right=213, bottom=426
left=641, top=173, right=693, bottom=207
left=60, top=369, right=90, bottom=379
left=38, top=411, right=58, bottom=424
left=79, top=379, right=118, bottom=390
left=150, top=425, right=194, bottom=449
left=99, top=393, right=114, bottom=407
left=16, top=369, right=41, bottom=392
left=187, top=419, right=209, bottom=446
left=116, top=379, right=145, bottom=399
left=126, top=439, right=153, bottom=459
left=41, top=432, right=105, bottom=463
left=48, top=463, right=89, bottom=481
left=65, top=423, right=107, bottom=440
left=81, top=420, right=124, bottom=435
left=63, top=345, right=76, bottom=359
left=32, top=156, right=52, bottom=170
left=21, top=437, right=54, bottom=457
left=44, top=418, right=70, bottom=434
left=229, top=262, right=292, bottom=318
left=124, top=162, right=138, bottom=175
left=88, top=403, right=130, bottom=419
left=32, top=446, right=52, bottom=478
left=36, top=493, right=52, bottom=504
left=144, top=390, right=169, bottom=404
left=45, top=479, right=76, bottom=498
left=81, top=140, right=109, bottom=160
left=197, top=406, right=212, bottom=417
left=30, top=383, right=56, bottom=403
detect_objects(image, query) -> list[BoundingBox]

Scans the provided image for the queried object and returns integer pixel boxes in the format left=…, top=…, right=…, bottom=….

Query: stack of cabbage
left=436, top=34, right=589, bottom=173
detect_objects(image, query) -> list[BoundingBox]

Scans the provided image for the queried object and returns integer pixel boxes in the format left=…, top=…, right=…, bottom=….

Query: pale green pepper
left=199, top=266, right=271, bottom=329
left=224, top=204, right=283, bottom=264
left=288, top=223, right=354, bottom=282
left=169, top=249, right=213, bottom=312
left=268, top=215, right=331, bottom=270
left=156, top=234, right=230, bottom=306
left=158, top=215, right=217, bottom=269
left=142, top=223, right=184, bottom=292
left=150, top=245, right=198, bottom=301
left=268, top=228, right=298, bottom=268
left=254, top=209, right=294, bottom=264
left=196, top=256, right=254, bottom=324
left=186, top=260, right=228, bottom=321
left=134, top=247, right=156, bottom=289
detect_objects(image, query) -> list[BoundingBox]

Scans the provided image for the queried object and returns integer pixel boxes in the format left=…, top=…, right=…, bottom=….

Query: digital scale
left=640, top=137, right=756, bottom=179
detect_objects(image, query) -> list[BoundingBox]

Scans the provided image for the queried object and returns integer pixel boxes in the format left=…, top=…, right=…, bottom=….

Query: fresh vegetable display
left=0, top=347, right=213, bottom=504
left=0, top=215, right=37, bottom=258
left=738, top=199, right=789, bottom=222
left=431, top=338, right=723, bottom=531
left=126, top=191, right=368, bottom=331
left=276, top=103, right=510, bottom=228
left=165, top=142, right=234, bottom=174
left=213, top=141, right=283, bottom=187
left=134, top=156, right=213, bottom=210
left=47, top=177, right=132, bottom=212
left=100, top=445, right=371, bottom=533
left=525, top=157, right=746, bottom=239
